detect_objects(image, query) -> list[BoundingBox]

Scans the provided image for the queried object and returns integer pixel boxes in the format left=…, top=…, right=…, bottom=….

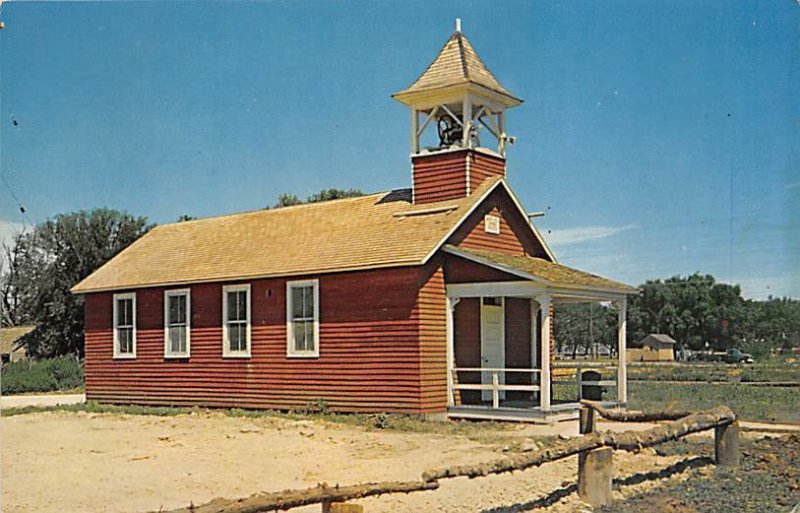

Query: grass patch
left=1, top=357, right=84, bottom=394
left=628, top=381, right=800, bottom=423
left=627, top=359, right=799, bottom=383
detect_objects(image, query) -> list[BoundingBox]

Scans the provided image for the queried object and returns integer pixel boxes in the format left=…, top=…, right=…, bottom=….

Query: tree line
left=3, top=196, right=798, bottom=359
left=554, top=274, right=800, bottom=359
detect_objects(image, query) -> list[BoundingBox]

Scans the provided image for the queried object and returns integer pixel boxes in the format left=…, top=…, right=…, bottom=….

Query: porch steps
left=448, top=404, right=580, bottom=424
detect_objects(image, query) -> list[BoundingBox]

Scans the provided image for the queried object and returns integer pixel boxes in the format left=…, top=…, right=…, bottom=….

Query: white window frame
left=113, top=292, right=137, bottom=359
left=286, top=279, right=320, bottom=358
left=484, top=214, right=501, bottom=235
left=164, top=288, right=191, bottom=359
left=222, top=284, right=251, bottom=358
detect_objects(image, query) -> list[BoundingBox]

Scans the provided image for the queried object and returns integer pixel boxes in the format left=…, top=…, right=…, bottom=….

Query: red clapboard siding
left=412, top=149, right=505, bottom=204
left=443, top=253, right=521, bottom=283
left=468, top=151, right=506, bottom=193
left=447, top=186, right=550, bottom=257
left=84, top=265, right=449, bottom=414
left=504, top=298, right=533, bottom=398
left=417, top=260, right=447, bottom=413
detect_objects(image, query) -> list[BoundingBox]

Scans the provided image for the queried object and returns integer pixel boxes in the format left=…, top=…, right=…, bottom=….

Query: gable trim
left=442, top=245, right=546, bottom=284
left=422, top=179, right=556, bottom=265
left=500, top=181, right=557, bottom=262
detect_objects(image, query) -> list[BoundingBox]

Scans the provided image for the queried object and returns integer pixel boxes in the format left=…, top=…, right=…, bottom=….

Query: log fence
left=156, top=404, right=738, bottom=513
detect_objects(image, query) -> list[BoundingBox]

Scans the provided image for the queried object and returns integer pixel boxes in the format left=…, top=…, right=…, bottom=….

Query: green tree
left=1, top=209, right=152, bottom=357
left=270, top=188, right=365, bottom=209
left=554, top=302, right=617, bottom=358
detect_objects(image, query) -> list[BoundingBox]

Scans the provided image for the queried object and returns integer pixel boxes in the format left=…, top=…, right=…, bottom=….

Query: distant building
left=0, top=326, right=34, bottom=365
left=627, top=334, right=676, bottom=362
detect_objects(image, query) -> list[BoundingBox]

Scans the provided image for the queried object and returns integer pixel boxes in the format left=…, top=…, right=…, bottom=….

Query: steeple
left=394, top=22, right=522, bottom=204
left=394, top=22, right=521, bottom=111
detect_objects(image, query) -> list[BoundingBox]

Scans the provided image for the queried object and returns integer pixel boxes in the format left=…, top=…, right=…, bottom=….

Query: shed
left=628, top=334, right=676, bottom=362
left=1, top=326, right=34, bottom=365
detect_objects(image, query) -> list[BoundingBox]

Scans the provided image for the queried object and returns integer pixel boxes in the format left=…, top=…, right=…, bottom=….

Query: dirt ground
left=600, top=434, right=800, bottom=513
left=0, top=410, right=788, bottom=513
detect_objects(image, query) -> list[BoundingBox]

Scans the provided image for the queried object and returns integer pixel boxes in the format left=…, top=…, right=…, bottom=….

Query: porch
left=442, top=246, right=637, bottom=423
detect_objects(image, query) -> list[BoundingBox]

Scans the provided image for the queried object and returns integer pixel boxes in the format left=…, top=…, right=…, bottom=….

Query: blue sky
left=1, top=1, right=798, bottom=299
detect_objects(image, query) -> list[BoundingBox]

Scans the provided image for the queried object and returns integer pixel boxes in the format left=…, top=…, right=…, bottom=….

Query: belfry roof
left=393, top=30, right=520, bottom=104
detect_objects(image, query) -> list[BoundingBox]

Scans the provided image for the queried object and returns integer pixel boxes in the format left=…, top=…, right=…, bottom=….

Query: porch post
left=446, top=296, right=458, bottom=407
left=530, top=298, right=538, bottom=398
left=616, top=297, right=627, bottom=403
left=539, top=293, right=551, bottom=411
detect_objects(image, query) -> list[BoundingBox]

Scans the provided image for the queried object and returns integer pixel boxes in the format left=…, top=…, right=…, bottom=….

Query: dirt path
left=4, top=410, right=788, bottom=513
left=0, top=393, right=85, bottom=409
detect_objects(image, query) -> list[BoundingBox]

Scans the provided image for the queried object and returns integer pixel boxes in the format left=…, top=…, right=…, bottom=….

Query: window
left=484, top=214, right=501, bottom=234
left=113, top=293, right=136, bottom=359
left=286, top=280, right=319, bottom=358
left=222, top=284, right=250, bottom=357
left=164, top=289, right=190, bottom=358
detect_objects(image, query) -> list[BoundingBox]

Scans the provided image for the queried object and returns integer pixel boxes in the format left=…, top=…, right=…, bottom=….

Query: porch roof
left=443, top=246, right=638, bottom=294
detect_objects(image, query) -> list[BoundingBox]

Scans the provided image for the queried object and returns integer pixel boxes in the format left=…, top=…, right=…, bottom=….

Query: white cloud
left=545, top=224, right=637, bottom=247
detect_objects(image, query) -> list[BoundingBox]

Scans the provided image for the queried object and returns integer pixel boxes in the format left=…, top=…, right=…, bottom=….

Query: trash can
left=581, top=370, right=603, bottom=401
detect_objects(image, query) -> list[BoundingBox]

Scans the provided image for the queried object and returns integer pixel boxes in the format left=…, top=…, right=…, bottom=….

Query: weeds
left=1, top=357, right=84, bottom=394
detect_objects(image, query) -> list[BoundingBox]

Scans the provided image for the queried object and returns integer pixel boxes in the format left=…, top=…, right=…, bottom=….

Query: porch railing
left=451, top=367, right=541, bottom=409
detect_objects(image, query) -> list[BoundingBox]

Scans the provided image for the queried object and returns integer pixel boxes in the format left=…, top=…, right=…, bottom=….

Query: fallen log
left=158, top=480, right=439, bottom=513
left=423, top=406, right=736, bottom=481
left=580, top=400, right=692, bottom=422
left=603, top=405, right=736, bottom=452
left=422, top=432, right=606, bottom=481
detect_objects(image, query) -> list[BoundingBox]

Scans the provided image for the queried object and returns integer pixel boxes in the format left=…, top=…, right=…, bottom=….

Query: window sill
left=287, top=352, right=320, bottom=359
left=223, top=353, right=252, bottom=359
left=164, top=354, right=190, bottom=360
left=113, top=354, right=136, bottom=360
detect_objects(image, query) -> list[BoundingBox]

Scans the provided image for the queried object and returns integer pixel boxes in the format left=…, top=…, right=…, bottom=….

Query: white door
left=481, top=297, right=505, bottom=402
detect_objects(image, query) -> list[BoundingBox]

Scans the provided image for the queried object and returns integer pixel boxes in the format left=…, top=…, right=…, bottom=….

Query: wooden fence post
left=492, top=372, right=500, bottom=409
left=714, top=420, right=739, bottom=467
left=579, top=405, right=595, bottom=435
left=578, top=447, right=613, bottom=507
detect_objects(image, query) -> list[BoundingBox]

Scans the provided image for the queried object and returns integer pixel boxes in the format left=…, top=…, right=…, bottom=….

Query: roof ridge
left=456, top=32, right=469, bottom=80
left=157, top=189, right=405, bottom=229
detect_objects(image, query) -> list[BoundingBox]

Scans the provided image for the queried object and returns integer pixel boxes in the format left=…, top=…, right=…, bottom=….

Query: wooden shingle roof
left=72, top=177, right=507, bottom=293
left=394, top=31, right=520, bottom=103
left=1, top=326, right=35, bottom=353
left=445, top=246, right=637, bottom=294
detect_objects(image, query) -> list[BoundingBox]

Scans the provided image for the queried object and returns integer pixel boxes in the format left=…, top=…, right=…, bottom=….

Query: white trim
left=617, top=297, right=628, bottom=403
left=484, top=214, right=501, bottom=235
left=222, top=284, right=251, bottom=358
left=441, top=245, right=636, bottom=297
left=498, top=180, right=558, bottom=263
left=465, top=152, right=471, bottom=196
left=164, top=288, right=191, bottom=359
left=286, top=279, right=320, bottom=358
left=445, top=296, right=459, bottom=407
left=538, top=293, right=551, bottom=411
left=448, top=281, right=545, bottom=298
left=112, top=292, right=136, bottom=359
